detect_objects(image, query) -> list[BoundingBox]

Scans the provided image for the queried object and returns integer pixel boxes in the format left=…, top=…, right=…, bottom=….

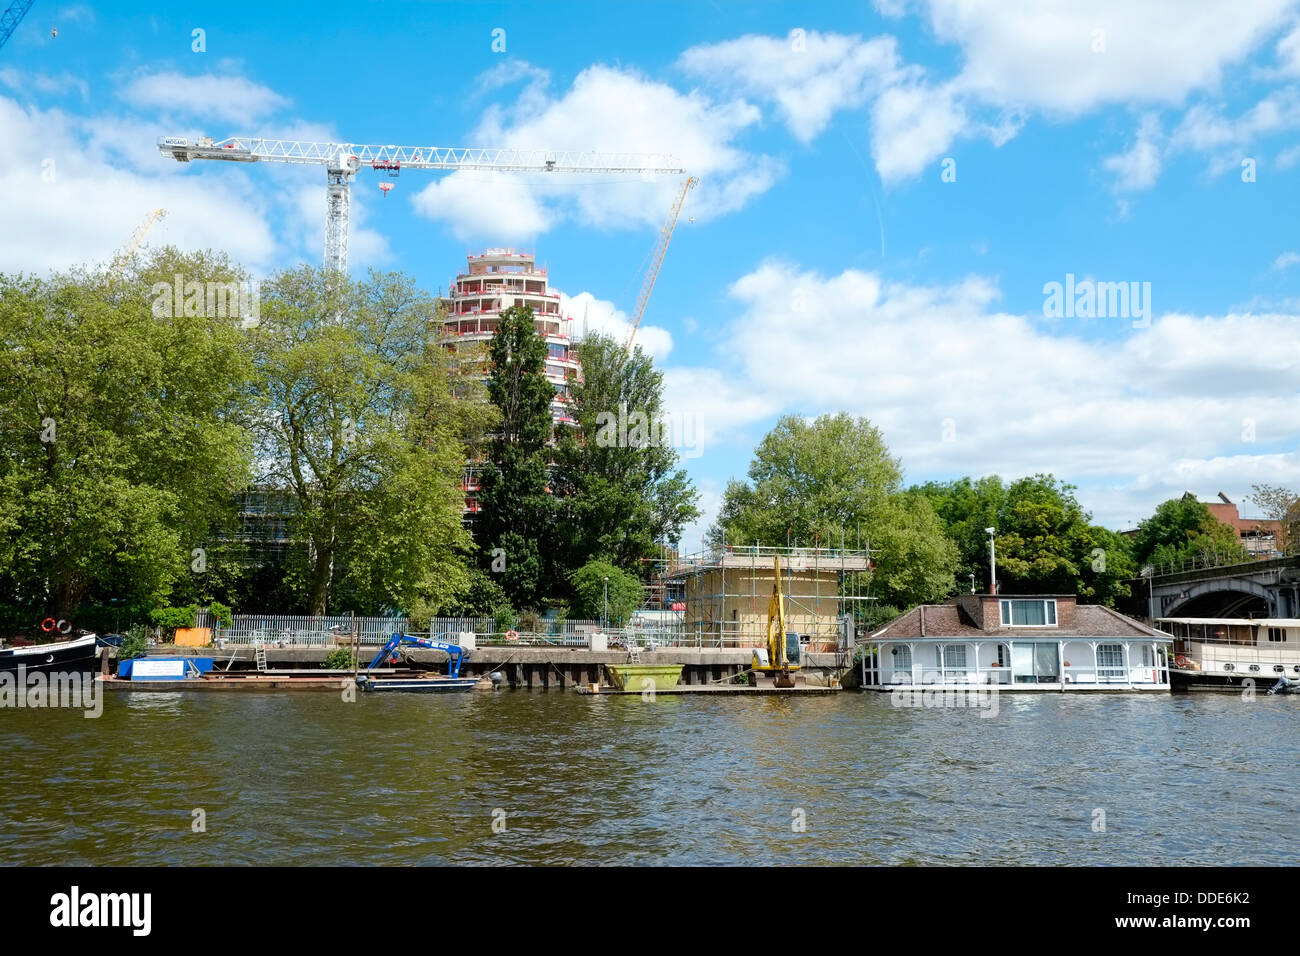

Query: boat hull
left=0, top=634, right=98, bottom=673
left=1170, top=668, right=1299, bottom=693
left=360, top=676, right=477, bottom=693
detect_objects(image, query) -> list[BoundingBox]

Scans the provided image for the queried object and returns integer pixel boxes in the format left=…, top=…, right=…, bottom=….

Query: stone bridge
left=1130, top=554, right=1300, bottom=619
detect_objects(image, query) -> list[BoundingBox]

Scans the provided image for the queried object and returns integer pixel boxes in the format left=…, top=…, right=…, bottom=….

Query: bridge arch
left=1159, top=578, right=1273, bottom=618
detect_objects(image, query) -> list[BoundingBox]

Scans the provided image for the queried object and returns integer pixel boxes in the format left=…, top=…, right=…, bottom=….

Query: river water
left=0, top=688, right=1294, bottom=865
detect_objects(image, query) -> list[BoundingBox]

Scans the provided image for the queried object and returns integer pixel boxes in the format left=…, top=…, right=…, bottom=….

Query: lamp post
left=969, top=573, right=976, bottom=594
left=603, top=576, right=609, bottom=630
left=985, top=527, right=997, bottom=595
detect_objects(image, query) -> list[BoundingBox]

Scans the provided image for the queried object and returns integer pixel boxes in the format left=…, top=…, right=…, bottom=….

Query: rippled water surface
left=0, top=689, right=1295, bottom=865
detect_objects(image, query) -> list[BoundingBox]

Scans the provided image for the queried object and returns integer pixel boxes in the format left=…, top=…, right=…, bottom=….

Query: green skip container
left=606, top=664, right=684, bottom=692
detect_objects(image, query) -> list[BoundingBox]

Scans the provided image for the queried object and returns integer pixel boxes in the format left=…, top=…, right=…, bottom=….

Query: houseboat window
left=999, top=599, right=1057, bottom=626
left=889, top=645, right=912, bottom=682
left=1268, top=627, right=1287, bottom=643
left=1140, top=644, right=1155, bottom=667
left=941, top=644, right=967, bottom=669
left=1097, top=644, right=1124, bottom=668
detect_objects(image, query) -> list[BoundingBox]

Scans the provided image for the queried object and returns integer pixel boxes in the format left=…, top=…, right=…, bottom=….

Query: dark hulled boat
left=0, top=633, right=99, bottom=673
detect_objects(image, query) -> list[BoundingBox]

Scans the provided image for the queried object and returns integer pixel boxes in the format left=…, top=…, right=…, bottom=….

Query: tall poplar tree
left=475, top=304, right=556, bottom=608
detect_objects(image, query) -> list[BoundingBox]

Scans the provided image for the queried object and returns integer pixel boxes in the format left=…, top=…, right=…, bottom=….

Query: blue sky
left=6, top=0, right=1300, bottom=549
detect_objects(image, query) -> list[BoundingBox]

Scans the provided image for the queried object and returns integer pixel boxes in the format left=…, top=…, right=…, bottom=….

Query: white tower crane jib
left=158, top=135, right=685, bottom=273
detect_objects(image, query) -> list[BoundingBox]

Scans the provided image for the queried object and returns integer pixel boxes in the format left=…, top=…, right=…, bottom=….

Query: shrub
left=149, top=605, right=197, bottom=638
left=206, top=601, right=233, bottom=628
left=491, top=604, right=516, bottom=636
left=120, top=624, right=150, bottom=661
left=322, top=648, right=356, bottom=670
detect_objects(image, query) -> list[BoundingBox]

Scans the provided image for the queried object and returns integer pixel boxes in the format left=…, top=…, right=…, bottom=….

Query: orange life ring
left=505, top=630, right=518, bottom=642
left=40, top=617, right=56, bottom=633
left=1175, top=655, right=1192, bottom=669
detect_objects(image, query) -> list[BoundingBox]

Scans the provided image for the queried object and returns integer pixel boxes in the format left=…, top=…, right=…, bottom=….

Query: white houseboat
left=1153, top=617, right=1300, bottom=692
left=862, top=594, right=1172, bottom=692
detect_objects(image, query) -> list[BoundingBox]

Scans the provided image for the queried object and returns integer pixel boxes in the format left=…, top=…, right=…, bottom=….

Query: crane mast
left=622, top=176, right=696, bottom=357
left=158, top=135, right=685, bottom=273
left=107, top=208, right=167, bottom=278
left=0, top=0, right=35, bottom=52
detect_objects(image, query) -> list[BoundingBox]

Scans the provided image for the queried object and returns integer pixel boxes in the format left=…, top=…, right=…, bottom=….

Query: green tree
left=568, top=559, right=644, bottom=625
left=441, top=566, right=512, bottom=617
left=252, top=266, right=474, bottom=615
left=1250, top=483, right=1299, bottom=550
left=1132, top=495, right=1248, bottom=570
left=0, top=249, right=253, bottom=624
left=710, top=413, right=957, bottom=614
left=552, top=335, right=699, bottom=577
left=475, top=304, right=556, bottom=608
left=914, top=474, right=1134, bottom=603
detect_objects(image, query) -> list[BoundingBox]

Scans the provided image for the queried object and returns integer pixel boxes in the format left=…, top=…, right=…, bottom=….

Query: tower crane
left=0, top=0, right=35, bottom=51
left=158, top=135, right=685, bottom=273
left=622, top=176, right=696, bottom=358
left=107, top=208, right=167, bottom=278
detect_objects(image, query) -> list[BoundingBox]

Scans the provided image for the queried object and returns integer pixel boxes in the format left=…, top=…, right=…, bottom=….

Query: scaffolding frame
left=646, top=543, right=877, bottom=651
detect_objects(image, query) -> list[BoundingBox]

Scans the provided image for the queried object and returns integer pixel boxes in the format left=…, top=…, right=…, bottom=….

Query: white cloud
left=662, top=367, right=778, bottom=453
left=0, top=95, right=278, bottom=274
left=119, top=71, right=289, bottom=124
left=1276, top=20, right=1300, bottom=74
left=870, top=81, right=968, bottom=182
left=678, top=30, right=906, bottom=142
left=561, top=290, right=673, bottom=363
left=1103, top=86, right=1300, bottom=190
left=1171, top=86, right=1300, bottom=151
left=672, top=259, right=1300, bottom=526
left=410, top=64, right=781, bottom=240
left=0, top=68, right=88, bottom=100
left=1273, top=250, right=1300, bottom=270
left=1103, top=114, right=1164, bottom=190
left=676, top=6, right=1299, bottom=186
left=925, top=0, right=1294, bottom=114
left=412, top=172, right=550, bottom=242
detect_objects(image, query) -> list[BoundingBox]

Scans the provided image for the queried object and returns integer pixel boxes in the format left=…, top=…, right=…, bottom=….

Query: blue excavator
left=356, top=632, right=475, bottom=692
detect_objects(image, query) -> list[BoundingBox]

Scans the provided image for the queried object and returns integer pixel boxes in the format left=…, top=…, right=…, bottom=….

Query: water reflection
left=0, top=690, right=1295, bottom=865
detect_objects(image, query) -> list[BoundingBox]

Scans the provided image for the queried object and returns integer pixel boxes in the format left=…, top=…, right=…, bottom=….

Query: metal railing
left=184, top=612, right=838, bottom=651
left=208, top=614, right=409, bottom=647
left=1143, top=545, right=1300, bottom=578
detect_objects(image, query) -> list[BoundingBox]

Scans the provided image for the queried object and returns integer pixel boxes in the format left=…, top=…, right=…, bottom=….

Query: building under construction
left=439, top=248, right=582, bottom=515
left=647, top=545, right=874, bottom=651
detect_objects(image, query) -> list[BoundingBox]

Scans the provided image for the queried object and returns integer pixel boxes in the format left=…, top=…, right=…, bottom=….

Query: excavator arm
left=367, top=633, right=467, bottom=677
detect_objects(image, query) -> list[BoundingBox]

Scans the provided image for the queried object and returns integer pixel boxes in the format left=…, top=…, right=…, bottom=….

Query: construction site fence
left=191, top=612, right=848, bottom=651
left=198, top=613, right=409, bottom=647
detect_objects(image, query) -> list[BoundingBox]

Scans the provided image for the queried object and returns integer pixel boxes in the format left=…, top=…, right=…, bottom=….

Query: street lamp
left=969, top=573, right=976, bottom=594
left=603, top=576, right=609, bottom=630
left=985, top=527, right=997, bottom=595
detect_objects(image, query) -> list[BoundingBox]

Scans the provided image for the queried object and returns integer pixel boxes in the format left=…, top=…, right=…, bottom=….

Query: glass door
left=1012, top=643, right=1060, bottom=683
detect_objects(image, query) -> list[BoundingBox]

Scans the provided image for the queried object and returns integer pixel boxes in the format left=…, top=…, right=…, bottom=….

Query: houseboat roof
left=874, top=597, right=1167, bottom=641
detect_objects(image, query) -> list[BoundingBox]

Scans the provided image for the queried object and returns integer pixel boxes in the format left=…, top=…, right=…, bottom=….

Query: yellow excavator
left=753, top=556, right=800, bottom=688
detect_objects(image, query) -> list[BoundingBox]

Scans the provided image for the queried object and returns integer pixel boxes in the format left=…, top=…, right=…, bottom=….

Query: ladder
left=627, top=641, right=642, bottom=664
left=254, top=644, right=268, bottom=672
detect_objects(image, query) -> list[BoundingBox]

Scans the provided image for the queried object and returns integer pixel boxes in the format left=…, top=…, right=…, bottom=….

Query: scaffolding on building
left=642, top=543, right=877, bottom=652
